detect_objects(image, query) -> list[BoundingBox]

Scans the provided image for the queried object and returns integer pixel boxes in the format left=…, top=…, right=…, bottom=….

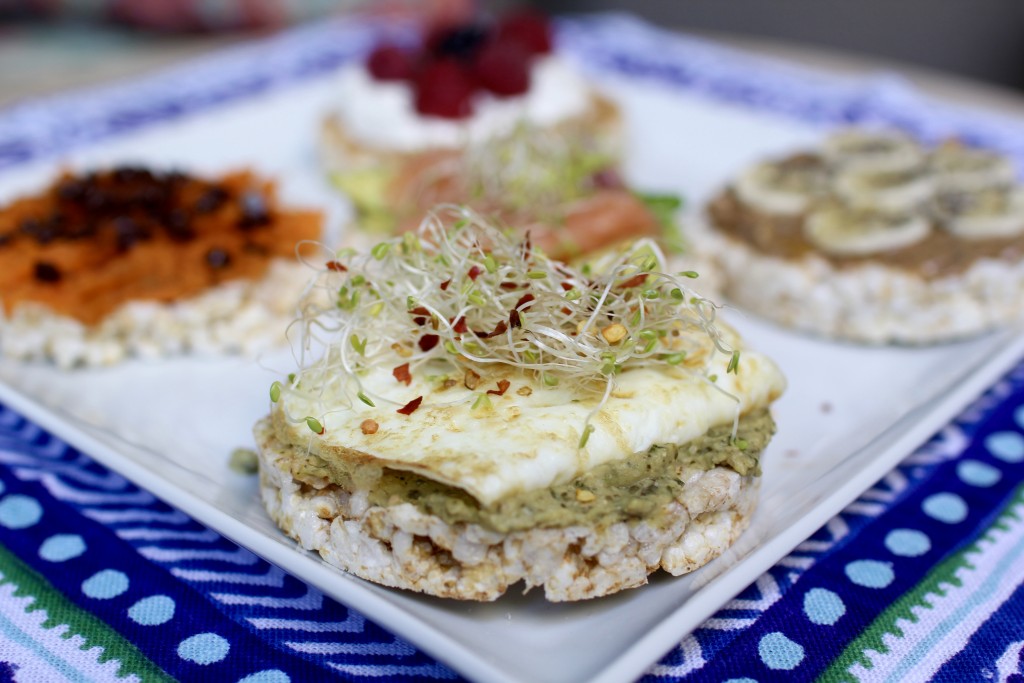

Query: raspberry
left=414, top=60, right=476, bottom=118
left=496, top=11, right=553, bottom=55
left=474, top=41, right=530, bottom=97
left=367, top=45, right=416, bottom=81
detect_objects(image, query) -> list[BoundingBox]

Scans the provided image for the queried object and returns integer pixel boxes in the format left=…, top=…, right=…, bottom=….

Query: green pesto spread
left=290, top=410, right=774, bottom=534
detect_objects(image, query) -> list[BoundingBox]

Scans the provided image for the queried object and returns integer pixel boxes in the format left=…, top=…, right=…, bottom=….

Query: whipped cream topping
left=333, top=55, right=593, bottom=152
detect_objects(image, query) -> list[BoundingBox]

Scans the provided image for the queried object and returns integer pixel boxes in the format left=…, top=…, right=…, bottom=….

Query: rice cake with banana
left=696, top=129, right=1024, bottom=343
left=255, top=207, right=785, bottom=601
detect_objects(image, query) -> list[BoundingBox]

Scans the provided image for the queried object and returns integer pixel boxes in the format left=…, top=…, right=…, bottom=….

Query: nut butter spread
left=710, top=153, right=1024, bottom=280
left=0, top=168, right=321, bottom=324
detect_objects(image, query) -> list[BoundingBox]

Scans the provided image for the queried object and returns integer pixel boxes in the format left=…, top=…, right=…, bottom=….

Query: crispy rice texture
left=254, top=417, right=758, bottom=602
left=0, top=259, right=309, bottom=368
left=691, top=220, right=1024, bottom=344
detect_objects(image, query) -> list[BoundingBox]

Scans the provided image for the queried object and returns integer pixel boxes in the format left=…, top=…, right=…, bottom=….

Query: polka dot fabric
left=3, top=362, right=1024, bottom=682
left=0, top=407, right=455, bottom=682
left=645, top=361, right=1024, bottom=681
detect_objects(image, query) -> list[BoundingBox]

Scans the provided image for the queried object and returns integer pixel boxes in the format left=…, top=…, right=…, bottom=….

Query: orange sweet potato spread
left=0, top=168, right=321, bottom=325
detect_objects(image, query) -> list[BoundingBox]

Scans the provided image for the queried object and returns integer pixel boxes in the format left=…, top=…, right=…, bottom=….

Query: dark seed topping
left=112, top=166, right=154, bottom=184
left=238, top=190, right=270, bottom=229
left=84, top=186, right=109, bottom=211
left=205, top=247, right=231, bottom=270
left=194, top=186, right=229, bottom=214
left=64, top=222, right=97, bottom=240
left=113, top=216, right=152, bottom=252
left=18, top=218, right=40, bottom=236
left=2, top=169, right=279, bottom=282
left=20, top=217, right=58, bottom=244
left=34, top=261, right=61, bottom=283
left=133, top=184, right=167, bottom=211
left=56, top=179, right=86, bottom=202
left=164, top=208, right=195, bottom=242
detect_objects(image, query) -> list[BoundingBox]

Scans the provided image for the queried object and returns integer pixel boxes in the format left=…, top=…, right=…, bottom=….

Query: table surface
left=4, top=23, right=1024, bottom=116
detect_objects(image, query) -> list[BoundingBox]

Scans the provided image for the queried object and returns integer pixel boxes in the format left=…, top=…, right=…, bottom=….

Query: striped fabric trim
left=0, top=543, right=171, bottom=683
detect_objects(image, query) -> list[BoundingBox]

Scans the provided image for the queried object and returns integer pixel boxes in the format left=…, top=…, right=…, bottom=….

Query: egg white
left=275, top=327, right=786, bottom=506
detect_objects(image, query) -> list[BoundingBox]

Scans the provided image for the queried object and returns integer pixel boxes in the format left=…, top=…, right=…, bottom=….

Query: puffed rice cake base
left=0, top=259, right=310, bottom=368
left=254, top=416, right=758, bottom=602
left=690, top=219, right=1024, bottom=344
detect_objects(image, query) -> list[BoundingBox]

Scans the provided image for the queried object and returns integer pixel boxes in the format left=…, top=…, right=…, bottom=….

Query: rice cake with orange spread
left=0, top=167, right=321, bottom=366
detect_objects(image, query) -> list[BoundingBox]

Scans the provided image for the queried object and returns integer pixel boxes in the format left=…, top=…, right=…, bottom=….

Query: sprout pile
left=274, top=205, right=739, bottom=443
left=465, top=123, right=614, bottom=214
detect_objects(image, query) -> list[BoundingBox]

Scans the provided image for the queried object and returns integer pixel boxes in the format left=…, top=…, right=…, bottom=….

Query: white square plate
left=1, top=61, right=1023, bottom=683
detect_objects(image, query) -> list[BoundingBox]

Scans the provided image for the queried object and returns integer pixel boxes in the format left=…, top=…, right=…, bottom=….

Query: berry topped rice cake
left=319, top=11, right=683, bottom=261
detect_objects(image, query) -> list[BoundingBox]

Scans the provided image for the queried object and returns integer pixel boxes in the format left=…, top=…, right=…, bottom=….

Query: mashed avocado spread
left=288, top=410, right=774, bottom=534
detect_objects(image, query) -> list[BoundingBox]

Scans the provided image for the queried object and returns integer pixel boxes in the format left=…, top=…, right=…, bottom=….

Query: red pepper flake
left=451, top=316, right=468, bottom=334
left=393, top=362, right=412, bottom=386
left=561, top=307, right=572, bottom=315
left=509, top=294, right=534, bottom=329
left=410, top=306, right=431, bottom=316
left=397, top=396, right=423, bottom=415
left=467, top=265, right=482, bottom=280
left=440, top=278, right=451, bottom=291
left=487, top=379, right=511, bottom=396
left=475, top=320, right=508, bottom=338
left=560, top=281, right=574, bottom=291
left=619, top=274, right=648, bottom=288
left=413, top=316, right=427, bottom=326
left=515, top=293, right=535, bottom=310
left=499, top=282, right=522, bottom=290
left=326, top=260, right=347, bottom=272
left=418, top=334, right=439, bottom=352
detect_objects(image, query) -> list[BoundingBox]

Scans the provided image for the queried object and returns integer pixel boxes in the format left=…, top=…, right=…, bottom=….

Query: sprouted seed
left=305, top=417, right=325, bottom=435
left=228, top=448, right=259, bottom=475
left=274, top=206, right=739, bottom=446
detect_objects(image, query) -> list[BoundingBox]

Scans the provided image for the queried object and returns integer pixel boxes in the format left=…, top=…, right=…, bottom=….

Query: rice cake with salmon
left=319, top=12, right=684, bottom=261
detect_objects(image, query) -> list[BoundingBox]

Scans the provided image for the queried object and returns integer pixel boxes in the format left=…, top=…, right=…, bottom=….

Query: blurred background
left=1, top=0, right=1023, bottom=107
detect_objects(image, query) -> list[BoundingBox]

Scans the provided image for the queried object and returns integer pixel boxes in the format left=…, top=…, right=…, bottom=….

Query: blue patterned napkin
left=2, top=362, right=1023, bottom=681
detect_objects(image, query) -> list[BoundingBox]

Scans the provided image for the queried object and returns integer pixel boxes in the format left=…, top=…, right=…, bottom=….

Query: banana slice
left=734, top=154, right=827, bottom=215
left=930, top=143, right=1016, bottom=192
left=823, top=129, right=924, bottom=173
left=804, top=203, right=931, bottom=256
left=834, top=166, right=934, bottom=214
left=934, top=187, right=1024, bottom=240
